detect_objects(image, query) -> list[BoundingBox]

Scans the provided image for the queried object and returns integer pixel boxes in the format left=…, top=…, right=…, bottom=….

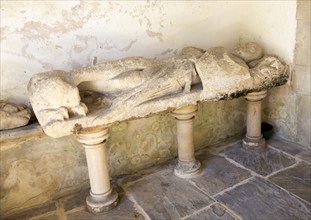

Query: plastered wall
left=1, top=0, right=304, bottom=216
left=260, top=0, right=310, bottom=147
left=1, top=1, right=247, bottom=103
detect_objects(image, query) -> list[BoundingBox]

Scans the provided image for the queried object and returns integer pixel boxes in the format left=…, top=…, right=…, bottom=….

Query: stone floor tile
left=268, top=138, right=303, bottom=155
left=117, top=160, right=176, bottom=187
left=185, top=203, right=238, bottom=220
left=66, top=193, right=144, bottom=220
left=189, top=154, right=251, bottom=196
left=222, top=141, right=296, bottom=176
left=297, top=150, right=311, bottom=163
left=122, top=169, right=214, bottom=219
left=269, top=162, right=311, bottom=203
left=215, top=177, right=311, bottom=220
left=268, top=138, right=311, bottom=163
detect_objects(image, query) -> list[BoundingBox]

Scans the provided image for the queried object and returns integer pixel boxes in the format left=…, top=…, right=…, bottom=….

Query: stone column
left=171, top=105, right=201, bottom=178
left=75, top=126, right=118, bottom=214
left=243, top=90, right=267, bottom=149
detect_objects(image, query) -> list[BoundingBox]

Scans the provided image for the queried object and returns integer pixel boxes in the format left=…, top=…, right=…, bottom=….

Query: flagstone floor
left=7, top=138, right=311, bottom=220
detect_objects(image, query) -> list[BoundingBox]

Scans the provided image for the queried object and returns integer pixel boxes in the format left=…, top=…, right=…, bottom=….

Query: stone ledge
left=0, top=122, right=45, bottom=151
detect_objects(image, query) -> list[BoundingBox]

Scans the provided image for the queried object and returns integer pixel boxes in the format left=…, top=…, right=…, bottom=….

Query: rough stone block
left=215, top=177, right=311, bottom=220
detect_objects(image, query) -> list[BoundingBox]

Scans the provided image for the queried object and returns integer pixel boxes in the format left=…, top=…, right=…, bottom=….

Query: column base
left=243, top=135, right=266, bottom=150
left=174, top=160, right=201, bottom=178
left=86, top=189, right=118, bottom=214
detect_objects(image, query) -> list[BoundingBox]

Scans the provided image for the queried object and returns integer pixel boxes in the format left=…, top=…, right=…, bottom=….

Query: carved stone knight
left=28, top=43, right=288, bottom=137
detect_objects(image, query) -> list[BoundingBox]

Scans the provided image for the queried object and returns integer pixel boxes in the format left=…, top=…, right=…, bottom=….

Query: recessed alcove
left=0, top=1, right=310, bottom=219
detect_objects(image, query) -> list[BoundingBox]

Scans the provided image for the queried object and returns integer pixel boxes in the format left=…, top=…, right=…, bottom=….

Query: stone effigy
left=27, top=42, right=289, bottom=214
left=28, top=42, right=288, bottom=138
left=0, top=100, right=31, bottom=130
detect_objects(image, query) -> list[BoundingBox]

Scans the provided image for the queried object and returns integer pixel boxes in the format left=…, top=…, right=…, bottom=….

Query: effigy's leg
left=75, top=126, right=118, bottom=214
left=243, top=91, right=267, bottom=149
left=171, top=105, right=201, bottom=178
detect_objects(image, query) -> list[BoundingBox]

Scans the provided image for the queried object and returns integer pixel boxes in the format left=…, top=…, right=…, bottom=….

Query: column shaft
left=243, top=91, right=267, bottom=149
left=246, top=101, right=262, bottom=138
left=84, top=143, right=111, bottom=195
left=75, top=126, right=118, bottom=214
left=171, top=105, right=200, bottom=178
left=176, top=119, right=195, bottom=162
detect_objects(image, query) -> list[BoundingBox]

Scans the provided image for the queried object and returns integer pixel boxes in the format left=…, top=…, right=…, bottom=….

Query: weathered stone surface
left=0, top=99, right=247, bottom=215
left=27, top=44, right=288, bottom=138
left=297, top=0, right=311, bottom=21
left=297, top=95, right=311, bottom=147
left=28, top=211, right=59, bottom=220
left=186, top=203, right=237, bottom=220
left=189, top=153, right=251, bottom=196
left=65, top=194, right=144, bottom=220
left=58, top=188, right=89, bottom=212
left=221, top=141, right=296, bottom=176
left=0, top=201, right=58, bottom=220
left=0, top=135, right=89, bottom=216
left=297, top=150, right=311, bottom=163
left=268, top=138, right=311, bottom=163
left=269, top=162, right=311, bottom=203
left=232, top=42, right=263, bottom=63
left=292, top=65, right=311, bottom=96
left=262, top=85, right=298, bottom=141
left=122, top=169, right=214, bottom=219
left=248, top=55, right=289, bottom=90
left=194, top=46, right=251, bottom=92
left=295, top=20, right=311, bottom=66
left=0, top=100, right=31, bottom=130
left=215, top=177, right=311, bottom=220
left=268, top=138, right=303, bottom=155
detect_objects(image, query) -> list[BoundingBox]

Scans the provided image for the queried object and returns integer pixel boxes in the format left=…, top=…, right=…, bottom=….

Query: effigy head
left=232, top=42, right=264, bottom=63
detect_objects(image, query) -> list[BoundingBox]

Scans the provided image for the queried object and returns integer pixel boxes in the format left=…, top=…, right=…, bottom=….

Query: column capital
left=76, top=126, right=109, bottom=146
left=171, top=104, right=198, bottom=120
left=245, top=90, right=267, bottom=102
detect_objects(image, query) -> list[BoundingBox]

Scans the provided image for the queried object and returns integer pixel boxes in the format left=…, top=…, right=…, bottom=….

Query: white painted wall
left=240, top=1, right=297, bottom=63
left=0, top=1, right=296, bottom=104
